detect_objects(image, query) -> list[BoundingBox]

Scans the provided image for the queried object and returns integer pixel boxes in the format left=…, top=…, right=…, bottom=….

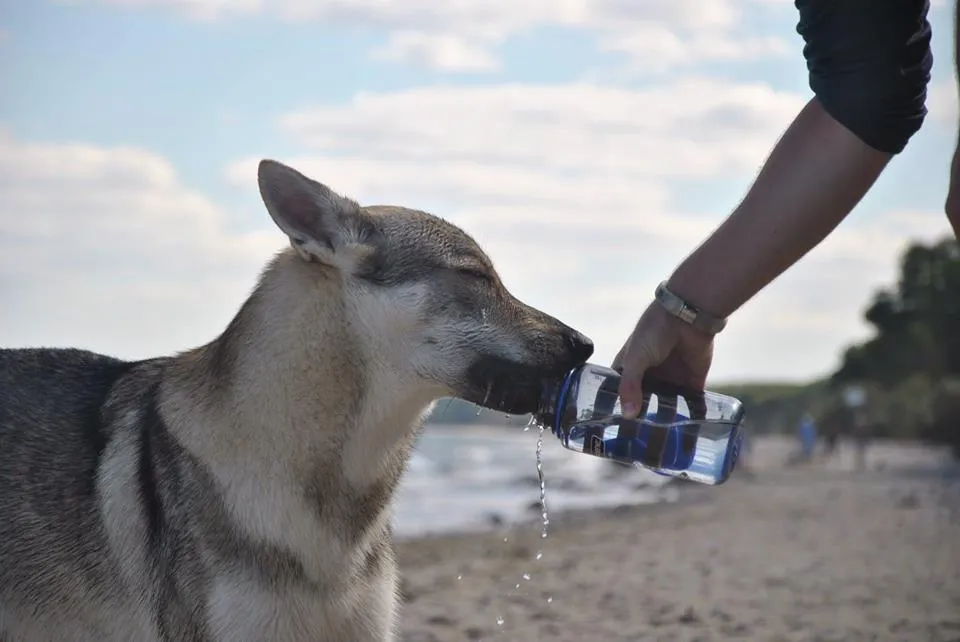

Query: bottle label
left=586, top=432, right=605, bottom=456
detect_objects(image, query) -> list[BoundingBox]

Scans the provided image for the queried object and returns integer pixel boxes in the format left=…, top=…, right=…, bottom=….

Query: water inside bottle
left=564, top=418, right=741, bottom=485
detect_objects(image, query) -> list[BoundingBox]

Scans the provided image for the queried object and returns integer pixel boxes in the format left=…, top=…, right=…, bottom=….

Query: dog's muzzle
left=463, top=352, right=591, bottom=416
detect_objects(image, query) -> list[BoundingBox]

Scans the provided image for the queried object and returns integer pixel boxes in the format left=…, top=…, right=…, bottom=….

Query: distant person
left=798, top=413, right=818, bottom=462
left=613, top=1, right=960, bottom=418
left=820, top=411, right=841, bottom=460
left=851, top=413, right=871, bottom=471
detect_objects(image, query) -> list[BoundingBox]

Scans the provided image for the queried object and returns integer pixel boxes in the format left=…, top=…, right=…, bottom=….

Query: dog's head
left=257, top=159, right=594, bottom=415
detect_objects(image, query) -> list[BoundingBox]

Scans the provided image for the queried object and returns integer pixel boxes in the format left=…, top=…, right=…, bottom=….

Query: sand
left=396, top=437, right=960, bottom=642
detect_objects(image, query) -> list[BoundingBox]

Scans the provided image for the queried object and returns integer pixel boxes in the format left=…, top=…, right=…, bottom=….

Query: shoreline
left=392, top=431, right=955, bottom=542
left=395, top=441, right=960, bottom=642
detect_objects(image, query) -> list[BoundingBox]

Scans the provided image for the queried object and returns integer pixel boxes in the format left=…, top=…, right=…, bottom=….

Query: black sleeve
left=795, top=0, right=934, bottom=154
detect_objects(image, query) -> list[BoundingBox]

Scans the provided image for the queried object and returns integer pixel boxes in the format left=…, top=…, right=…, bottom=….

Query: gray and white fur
left=0, top=159, right=594, bottom=642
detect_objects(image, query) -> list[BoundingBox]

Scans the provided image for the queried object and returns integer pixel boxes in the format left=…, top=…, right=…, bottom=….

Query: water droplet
left=522, top=573, right=531, bottom=581
left=514, top=583, right=520, bottom=590
left=496, top=615, right=505, bottom=627
left=535, top=551, right=543, bottom=560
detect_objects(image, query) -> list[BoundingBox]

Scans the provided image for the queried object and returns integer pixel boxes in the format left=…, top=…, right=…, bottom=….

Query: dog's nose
left=566, top=330, right=594, bottom=363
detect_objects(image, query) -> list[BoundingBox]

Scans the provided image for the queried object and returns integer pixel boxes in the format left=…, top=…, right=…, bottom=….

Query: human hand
left=611, top=301, right=714, bottom=420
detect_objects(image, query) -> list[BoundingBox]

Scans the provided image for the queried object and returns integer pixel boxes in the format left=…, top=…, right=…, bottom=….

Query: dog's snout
left=565, top=330, right=594, bottom=364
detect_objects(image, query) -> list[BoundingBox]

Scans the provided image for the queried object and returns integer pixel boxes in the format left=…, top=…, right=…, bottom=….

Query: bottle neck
left=535, top=366, right=579, bottom=430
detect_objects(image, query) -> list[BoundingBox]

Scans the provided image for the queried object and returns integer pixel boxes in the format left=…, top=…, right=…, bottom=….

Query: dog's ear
left=257, top=159, right=373, bottom=267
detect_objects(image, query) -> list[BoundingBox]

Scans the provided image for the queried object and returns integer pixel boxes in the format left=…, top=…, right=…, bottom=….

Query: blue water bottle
left=537, top=363, right=746, bottom=485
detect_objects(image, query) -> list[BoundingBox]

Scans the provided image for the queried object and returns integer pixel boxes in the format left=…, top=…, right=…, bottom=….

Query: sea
left=391, top=422, right=679, bottom=539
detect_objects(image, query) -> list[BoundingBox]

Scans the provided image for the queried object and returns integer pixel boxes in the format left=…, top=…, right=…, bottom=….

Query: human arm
left=616, top=0, right=934, bottom=417
left=666, top=97, right=892, bottom=320
left=615, top=100, right=892, bottom=416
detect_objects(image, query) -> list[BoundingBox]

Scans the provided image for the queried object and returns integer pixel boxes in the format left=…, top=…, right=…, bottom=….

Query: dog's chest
left=204, top=567, right=398, bottom=642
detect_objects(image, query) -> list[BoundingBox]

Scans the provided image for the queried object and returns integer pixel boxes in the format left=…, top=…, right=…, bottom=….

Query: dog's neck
left=166, top=250, right=435, bottom=489
left=158, top=251, right=438, bottom=578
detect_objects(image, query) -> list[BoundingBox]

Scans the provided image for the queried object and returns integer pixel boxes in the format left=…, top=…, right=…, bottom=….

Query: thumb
left=617, top=347, right=648, bottom=420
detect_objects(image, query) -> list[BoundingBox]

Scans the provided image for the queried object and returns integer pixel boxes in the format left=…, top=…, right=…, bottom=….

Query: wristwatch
left=654, top=281, right=728, bottom=335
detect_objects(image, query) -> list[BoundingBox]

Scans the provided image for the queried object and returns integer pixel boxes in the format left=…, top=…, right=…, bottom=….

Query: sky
left=0, top=0, right=958, bottom=384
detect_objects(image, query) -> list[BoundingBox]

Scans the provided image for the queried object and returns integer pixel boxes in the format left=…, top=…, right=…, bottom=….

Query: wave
left=392, top=424, right=677, bottom=538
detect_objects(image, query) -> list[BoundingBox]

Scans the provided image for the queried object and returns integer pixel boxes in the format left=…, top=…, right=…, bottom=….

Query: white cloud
left=73, top=0, right=791, bottom=72
left=600, top=29, right=789, bottom=75
left=265, top=79, right=805, bottom=182
left=0, top=131, right=281, bottom=358
left=87, top=0, right=264, bottom=21
left=76, top=0, right=766, bottom=32
left=370, top=31, right=501, bottom=72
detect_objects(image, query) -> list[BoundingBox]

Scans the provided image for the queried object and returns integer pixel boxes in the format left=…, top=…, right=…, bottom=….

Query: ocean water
left=391, top=423, right=678, bottom=538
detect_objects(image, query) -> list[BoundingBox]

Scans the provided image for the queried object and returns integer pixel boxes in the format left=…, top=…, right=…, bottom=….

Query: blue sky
left=1, top=0, right=957, bottom=383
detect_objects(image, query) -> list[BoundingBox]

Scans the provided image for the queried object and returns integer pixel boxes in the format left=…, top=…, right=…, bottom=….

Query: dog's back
left=1, top=349, right=247, bottom=641
left=0, top=348, right=164, bottom=640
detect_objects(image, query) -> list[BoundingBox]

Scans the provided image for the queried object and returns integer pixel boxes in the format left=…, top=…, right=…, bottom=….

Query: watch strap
left=654, top=281, right=727, bottom=335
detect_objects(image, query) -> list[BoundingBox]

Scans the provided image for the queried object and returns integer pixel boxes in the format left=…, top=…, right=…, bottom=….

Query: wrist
left=660, top=274, right=730, bottom=332
left=665, top=250, right=745, bottom=320
left=648, top=304, right=715, bottom=355
left=652, top=282, right=727, bottom=338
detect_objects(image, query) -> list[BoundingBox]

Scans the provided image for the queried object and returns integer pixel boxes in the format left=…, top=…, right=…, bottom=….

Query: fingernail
left=622, top=402, right=638, bottom=419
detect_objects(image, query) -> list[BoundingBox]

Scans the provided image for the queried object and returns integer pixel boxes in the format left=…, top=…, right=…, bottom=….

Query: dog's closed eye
left=455, top=266, right=493, bottom=284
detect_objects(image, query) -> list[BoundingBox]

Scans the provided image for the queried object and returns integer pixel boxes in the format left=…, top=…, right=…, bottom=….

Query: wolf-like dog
left=0, top=159, right=594, bottom=642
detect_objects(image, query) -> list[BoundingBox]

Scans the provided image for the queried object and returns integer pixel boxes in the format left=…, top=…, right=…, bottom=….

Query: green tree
left=833, top=237, right=960, bottom=386
left=832, top=236, right=960, bottom=454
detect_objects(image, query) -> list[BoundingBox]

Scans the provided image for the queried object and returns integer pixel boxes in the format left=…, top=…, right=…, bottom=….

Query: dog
left=0, top=159, right=594, bottom=642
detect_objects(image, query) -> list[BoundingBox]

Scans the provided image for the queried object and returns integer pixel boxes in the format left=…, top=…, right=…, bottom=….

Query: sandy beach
left=396, top=437, right=960, bottom=642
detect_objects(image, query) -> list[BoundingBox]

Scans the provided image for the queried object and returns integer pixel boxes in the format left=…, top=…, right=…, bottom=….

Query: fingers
left=617, top=356, right=646, bottom=420
left=685, top=392, right=708, bottom=421
left=613, top=337, right=641, bottom=417
left=616, top=310, right=659, bottom=420
left=653, top=391, right=678, bottom=424
left=615, top=302, right=677, bottom=421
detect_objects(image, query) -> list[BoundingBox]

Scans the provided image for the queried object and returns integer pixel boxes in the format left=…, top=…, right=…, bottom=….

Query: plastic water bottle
left=536, top=363, right=746, bottom=485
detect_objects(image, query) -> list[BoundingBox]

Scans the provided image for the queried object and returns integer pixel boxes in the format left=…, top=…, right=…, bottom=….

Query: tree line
left=716, top=235, right=959, bottom=456
left=829, top=236, right=959, bottom=454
